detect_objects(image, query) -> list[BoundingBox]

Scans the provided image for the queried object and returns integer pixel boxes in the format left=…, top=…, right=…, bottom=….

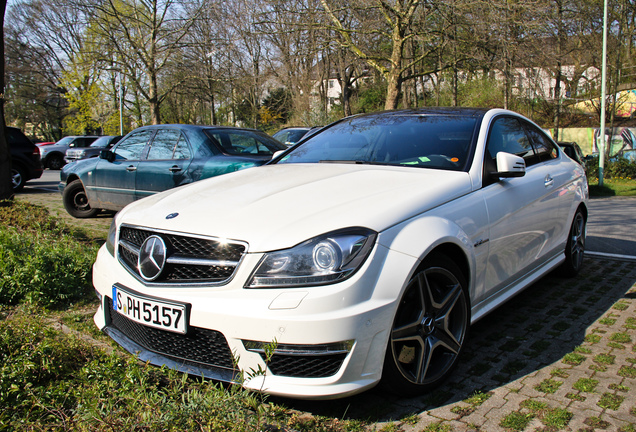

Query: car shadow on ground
left=273, top=257, right=636, bottom=423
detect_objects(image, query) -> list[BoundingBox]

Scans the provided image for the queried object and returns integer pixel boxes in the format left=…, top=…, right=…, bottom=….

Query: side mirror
left=272, top=150, right=286, bottom=160
left=491, top=152, right=525, bottom=178
left=100, top=149, right=116, bottom=162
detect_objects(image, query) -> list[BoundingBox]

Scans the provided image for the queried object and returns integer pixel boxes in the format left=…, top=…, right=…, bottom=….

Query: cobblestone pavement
left=287, top=257, right=636, bottom=431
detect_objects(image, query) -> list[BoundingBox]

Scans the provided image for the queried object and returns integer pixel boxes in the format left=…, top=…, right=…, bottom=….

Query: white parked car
left=92, top=108, right=588, bottom=399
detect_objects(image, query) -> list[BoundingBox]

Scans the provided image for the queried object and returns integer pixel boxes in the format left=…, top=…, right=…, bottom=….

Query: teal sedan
left=59, top=124, right=286, bottom=218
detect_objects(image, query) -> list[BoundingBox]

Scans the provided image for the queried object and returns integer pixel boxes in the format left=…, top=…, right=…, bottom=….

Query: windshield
left=204, top=129, right=286, bottom=156
left=277, top=114, right=479, bottom=171
left=55, top=137, right=74, bottom=146
left=90, top=137, right=113, bottom=148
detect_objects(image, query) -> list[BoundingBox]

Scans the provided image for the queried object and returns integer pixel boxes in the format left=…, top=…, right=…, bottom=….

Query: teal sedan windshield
left=278, top=114, right=479, bottom=171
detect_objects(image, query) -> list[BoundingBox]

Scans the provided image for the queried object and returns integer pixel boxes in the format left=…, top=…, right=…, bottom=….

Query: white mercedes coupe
left=92, top=108, right=588, bottom=399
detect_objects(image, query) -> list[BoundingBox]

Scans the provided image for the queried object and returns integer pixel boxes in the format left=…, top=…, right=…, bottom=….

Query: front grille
left=265, top=353, right=348, bottom=378
left=107, top=298, right=236, bottom=370
left=118, top=225, right=247, bottom=285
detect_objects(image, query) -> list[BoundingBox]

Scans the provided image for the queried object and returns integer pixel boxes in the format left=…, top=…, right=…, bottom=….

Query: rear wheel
left=560, top=209, right=586, bottom=277
left=382, top=255, right=469, bottom=396
left=47, top=154, right=64, bottom=170
left=63, top=180, right=100, bottom=218
left=11, top=166, right=27, bottom=191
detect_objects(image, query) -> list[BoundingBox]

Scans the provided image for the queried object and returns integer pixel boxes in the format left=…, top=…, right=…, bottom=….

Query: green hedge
left=0, top=201, right=98, bottom=307
left=585, top=156, right=636, bottom=180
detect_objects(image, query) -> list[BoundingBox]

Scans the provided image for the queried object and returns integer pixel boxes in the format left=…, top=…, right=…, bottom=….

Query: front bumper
left=92, top=241, right=416, bottom=399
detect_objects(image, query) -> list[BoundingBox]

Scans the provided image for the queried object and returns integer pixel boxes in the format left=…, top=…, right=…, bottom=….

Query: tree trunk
left=149, top=71, right=161, bottom=125
left=0, top=0, right=14, bottom=203
left=384, top=72, right=401, bottom=110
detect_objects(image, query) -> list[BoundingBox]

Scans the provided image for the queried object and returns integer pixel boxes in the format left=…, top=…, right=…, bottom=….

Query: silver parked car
left=65, top=135, right=123, bottom=163
left=39, top=136, right=99, bottom=169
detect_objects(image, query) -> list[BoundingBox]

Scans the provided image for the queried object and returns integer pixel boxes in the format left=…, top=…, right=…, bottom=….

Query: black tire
left=560, top=209, right=586, bottom=277
left=47, top=153, right=64, bottom=170
left=381, top=254, right=469, bottom=396
left=11, top=165, right=27, bottom=192
left=63, top=180, right=100, bottom=218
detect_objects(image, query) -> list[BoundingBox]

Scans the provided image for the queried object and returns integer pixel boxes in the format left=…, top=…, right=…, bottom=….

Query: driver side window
left=114, top=130, right=154, bottom=160
left=486, top=117, right=534, bottom=163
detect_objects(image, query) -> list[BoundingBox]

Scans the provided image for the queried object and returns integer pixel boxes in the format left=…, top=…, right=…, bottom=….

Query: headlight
left=105, top=214, right=118, bottom=256
left=246, top=228, right=377, bottom=288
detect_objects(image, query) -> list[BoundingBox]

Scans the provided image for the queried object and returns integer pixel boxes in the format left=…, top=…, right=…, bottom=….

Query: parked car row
left=59, top=124, right=286, bottom=218
left=89, top=108, right=589, bottom=399
left=272, top=126, right=321, bottom=146
left=39, top=135, right=100, bottom=169
left=64, top=135, right=122, bottom=163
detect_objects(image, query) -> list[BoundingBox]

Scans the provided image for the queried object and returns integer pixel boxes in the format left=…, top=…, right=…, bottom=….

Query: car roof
left=351, top=107, right=490, bottom=119
left=134, top=124, right=265, bottom=133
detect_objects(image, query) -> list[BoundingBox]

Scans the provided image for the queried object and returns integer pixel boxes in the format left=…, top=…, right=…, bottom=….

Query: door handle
left=544, top=175, right=554, bottom=187
left=126, top=165, right=137, bottom=172
left=169, top=165, right=182, bottom=173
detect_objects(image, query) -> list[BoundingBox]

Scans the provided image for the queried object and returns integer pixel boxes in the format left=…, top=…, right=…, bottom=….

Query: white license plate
left=112, top=285, right=187, bottom=334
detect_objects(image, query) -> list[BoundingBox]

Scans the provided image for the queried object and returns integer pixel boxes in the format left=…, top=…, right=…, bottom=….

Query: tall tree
left=320, top=0, right=445, bottom=110
left=0, top=0, right=11, bottom=202
left=85, top=0, right=201, bottom=125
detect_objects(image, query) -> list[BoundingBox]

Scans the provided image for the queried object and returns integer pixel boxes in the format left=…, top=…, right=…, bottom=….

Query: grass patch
left=421, top=422, right=452, bottom=432
left=469, top=362, right=491, bottom=376
left=501, top=360, right=527, bottom=375
left=594, top=353, right=615, bottom=365
left=585, top=416, right=611, bottom=428
left=609, top=342, right=627, bottom=349
left=573, top=378, right=598, bottom=393
left=0, top=201, right=99, bottom=307
left=463, top=390, right=492, bottom=406
left=599, top=317, right=617, bottom=325
left=598, top=393, right=624, bottom=410
left=585, top=334, right=602, bottom=344
left=588, top=178, right=636, bottom=197
left=613, top=301, right=630, bottom=311
left=500, top=411, right=534, bottom=431
left=563, top=352, right=586, bottom=366
left=609, top=383, right=629, bottom=392
left=618, top=365, right=636, bottom=378
left=566, top=392, right=586, bottom=401
left=535, top=379, right=563, bottom=394
left=550, top=368, right=569, bottom=378
left=575, top=346, right=592, bottom=354
left=542, top=407, right=573, bottom=430
left=400, top=413, right=419, bottom=426
left=611, top=332, right=632, bottom=344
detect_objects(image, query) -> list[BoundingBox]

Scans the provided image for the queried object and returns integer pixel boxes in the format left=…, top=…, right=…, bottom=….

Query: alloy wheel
left=390, top=264, right=468, bottom=386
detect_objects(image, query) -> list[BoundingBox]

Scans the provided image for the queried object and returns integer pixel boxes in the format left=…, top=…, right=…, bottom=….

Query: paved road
left=23, top=169, right=60, bottom=192
left=587, top=196, right=636, bottom=258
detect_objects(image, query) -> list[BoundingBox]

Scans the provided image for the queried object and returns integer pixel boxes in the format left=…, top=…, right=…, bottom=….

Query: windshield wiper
left=319, top=160, right=391, bottom=166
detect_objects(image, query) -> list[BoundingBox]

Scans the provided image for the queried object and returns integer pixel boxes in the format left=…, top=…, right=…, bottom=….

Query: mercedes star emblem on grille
left=138, top=235, right=167, bottom=281
left=166, top=213, right=179, bottom=219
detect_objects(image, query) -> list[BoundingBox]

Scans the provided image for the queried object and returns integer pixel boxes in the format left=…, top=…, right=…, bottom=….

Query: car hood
left=118, top=163, right=473, bottom=252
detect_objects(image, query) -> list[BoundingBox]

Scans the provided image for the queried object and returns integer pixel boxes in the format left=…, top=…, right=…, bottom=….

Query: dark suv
left=8, top=127, right=43, bottom=191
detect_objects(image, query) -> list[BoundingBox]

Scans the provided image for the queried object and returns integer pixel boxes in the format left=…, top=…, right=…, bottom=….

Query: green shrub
left=0, top=201, right=98, bottom=307
left=0, top=228, right=97, bottom=306
left=585, top=155, right=636, bottom=180
left=0, top=309, right=275, bottom=430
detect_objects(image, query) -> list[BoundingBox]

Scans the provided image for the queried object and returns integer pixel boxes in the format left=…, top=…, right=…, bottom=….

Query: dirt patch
left=15, top=189, right=113, bottom=240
